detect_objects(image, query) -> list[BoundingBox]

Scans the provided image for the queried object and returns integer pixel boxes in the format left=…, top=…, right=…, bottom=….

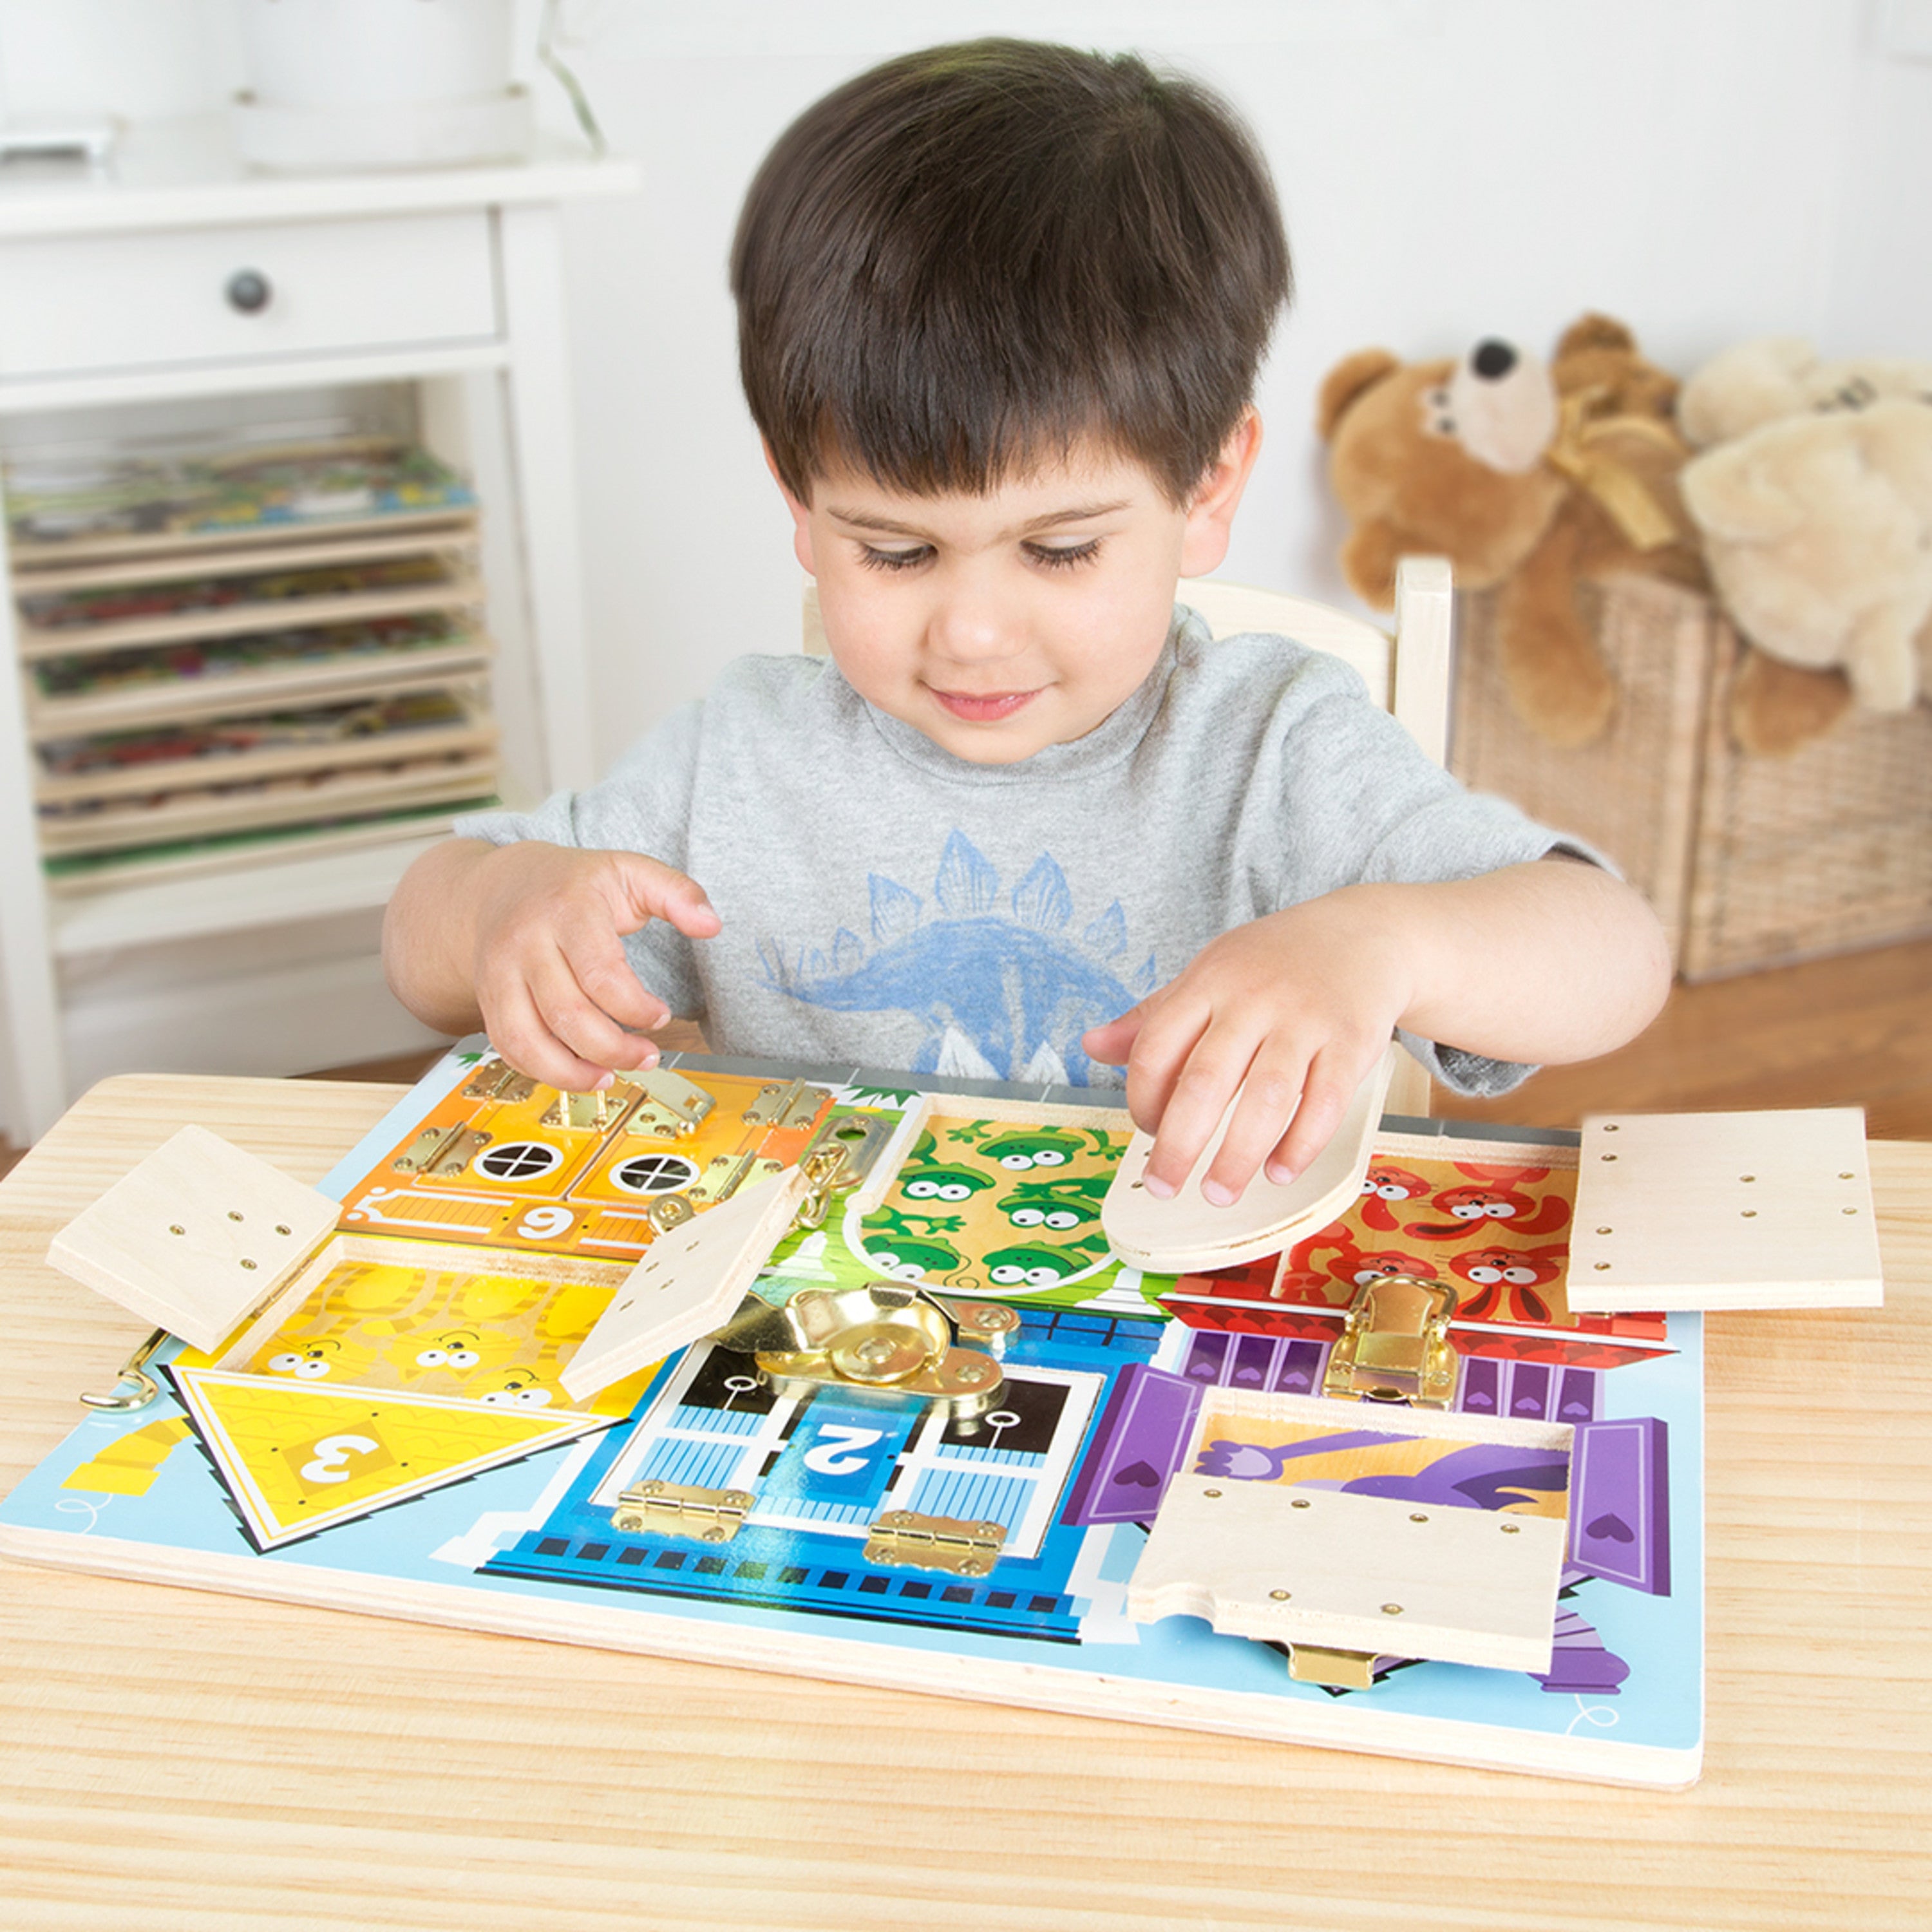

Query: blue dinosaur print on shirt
left=759, top=831, right=1159, bottom=1086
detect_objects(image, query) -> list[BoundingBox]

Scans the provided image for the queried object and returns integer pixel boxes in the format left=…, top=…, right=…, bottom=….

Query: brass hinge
left=393, top=1124, right=492, bottom=1177
left=542, top=1087, right=639, bottom=1133
left=690, top=1150, right=782, bottom=1206
left=743, top=1078, right=828, bottom=1129
left=625, top=1068, right=715, bottom=1139
left=864, top=1510, right=1005, bottom=1577
left=611, top=1479, right=752, bottom=1543
left=1321, top=1273, right=1458, bottom=1408
left=462, top=1057, right=538, bottom=1103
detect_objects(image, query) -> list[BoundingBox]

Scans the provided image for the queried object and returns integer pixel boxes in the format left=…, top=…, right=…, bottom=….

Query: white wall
left=3, top=0, right=1926, bottom=766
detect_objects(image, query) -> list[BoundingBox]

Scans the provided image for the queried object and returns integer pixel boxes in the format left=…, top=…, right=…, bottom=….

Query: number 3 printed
left=299, top=1434, right=380, bottom=1486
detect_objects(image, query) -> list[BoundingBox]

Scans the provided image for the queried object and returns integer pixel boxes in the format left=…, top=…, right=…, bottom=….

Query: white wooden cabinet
left=0, top=118, right=637, bottom=1141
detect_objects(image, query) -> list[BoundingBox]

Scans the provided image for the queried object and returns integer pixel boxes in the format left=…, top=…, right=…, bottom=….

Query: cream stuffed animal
left=1678, top=339, right=1932, bottom=748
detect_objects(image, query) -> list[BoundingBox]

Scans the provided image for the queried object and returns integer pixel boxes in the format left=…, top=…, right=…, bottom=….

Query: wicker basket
left=1450, top=575, right=1932, bottom=981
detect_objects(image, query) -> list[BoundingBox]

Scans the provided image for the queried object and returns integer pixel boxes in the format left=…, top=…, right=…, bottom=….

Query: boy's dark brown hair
left=731, top=39, right=1291, bottom=504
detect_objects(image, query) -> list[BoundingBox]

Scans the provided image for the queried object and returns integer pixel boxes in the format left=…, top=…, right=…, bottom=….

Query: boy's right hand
left=463, top=842, right=721, bottom=1092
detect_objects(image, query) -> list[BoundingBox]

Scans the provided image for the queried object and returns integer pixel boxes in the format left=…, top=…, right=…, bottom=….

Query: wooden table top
left=2, top=1074, right=1927, bottom=1931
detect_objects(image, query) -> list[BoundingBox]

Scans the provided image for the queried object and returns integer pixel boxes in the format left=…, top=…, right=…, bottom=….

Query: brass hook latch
left=1321, top=1273, right=1458, bottom=1408
left=79, top=1326, right=168, bottom=1413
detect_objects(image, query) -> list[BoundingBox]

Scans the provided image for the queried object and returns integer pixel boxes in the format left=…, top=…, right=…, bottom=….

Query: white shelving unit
left=0, top=117, right=638, bottom=1141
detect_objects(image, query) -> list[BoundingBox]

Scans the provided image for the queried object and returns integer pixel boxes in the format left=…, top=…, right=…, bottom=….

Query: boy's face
left=777, top=426, right=1258, bottom=765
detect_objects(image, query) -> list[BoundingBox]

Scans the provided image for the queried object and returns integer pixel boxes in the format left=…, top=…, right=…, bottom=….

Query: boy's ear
left=1179, top=410, right=1263, bottom=577
left=762, top=439, right=817, bottom=576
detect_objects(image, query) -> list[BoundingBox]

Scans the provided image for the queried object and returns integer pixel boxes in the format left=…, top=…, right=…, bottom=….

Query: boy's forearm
left=382, top=838, right=497, bottom=1036
left=1370, top=860, right=1672, bottom=1067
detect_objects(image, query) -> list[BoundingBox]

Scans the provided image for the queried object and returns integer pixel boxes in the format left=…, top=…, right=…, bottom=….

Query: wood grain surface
left=1, top=1075, right=1927, bottom=1931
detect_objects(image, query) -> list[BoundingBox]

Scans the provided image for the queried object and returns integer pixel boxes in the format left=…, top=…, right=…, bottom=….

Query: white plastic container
left=232, top=0, right=531, bottom=173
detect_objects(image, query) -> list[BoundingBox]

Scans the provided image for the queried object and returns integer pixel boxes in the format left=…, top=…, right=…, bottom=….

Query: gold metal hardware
left=689, top=1151, right=780, bottom=1207
left=645, top=1194, right=695, bottom=1235
left=79, top=1326, right=168, bottom=1412
left=542, top=1088, right=639, bottom=1133
left=393, top=1124, right=493, bottom=1177
left=625, top=1068, right=715, bottom=1139
left=461, top=1057, right=537, bottom=1103
left=931, top=1296, right=1021, bottom=1354
left=1286, top=1645, right=1377, bottom=1691
left=743, top=1079, right=828, bottom=1130
left=864, top=1510, right=1005, bottom=1577
left=1321, top=1273, right=1457, bottom=1408
left=793, top=1146, right=853, bottom=1229
left=799, top=1109, right=894, bottom=1188
left=711, top=1282, right=1010, bottom=1419
left=611, top=1479, right=752, bottom=1542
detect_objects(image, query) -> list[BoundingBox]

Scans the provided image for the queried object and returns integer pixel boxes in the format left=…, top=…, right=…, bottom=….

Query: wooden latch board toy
left=17, top=1044, right=1895, bottom=1787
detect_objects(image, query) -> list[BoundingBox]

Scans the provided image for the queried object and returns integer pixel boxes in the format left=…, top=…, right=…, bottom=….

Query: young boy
left=384, top=39, right=1670, bottom=1209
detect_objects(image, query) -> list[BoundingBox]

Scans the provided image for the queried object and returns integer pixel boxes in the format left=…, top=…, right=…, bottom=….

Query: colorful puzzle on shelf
left=0, top=1045, right=1717, bottom=1786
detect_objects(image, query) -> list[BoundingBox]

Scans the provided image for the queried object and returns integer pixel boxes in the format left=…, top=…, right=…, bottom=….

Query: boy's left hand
left=1081, top=895, right=1412, bottom=1207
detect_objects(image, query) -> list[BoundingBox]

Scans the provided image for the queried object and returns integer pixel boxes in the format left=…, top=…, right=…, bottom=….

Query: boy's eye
left=857, top=544, right=933, bottom=573
left=1024, top=539, right=1102, bottom=571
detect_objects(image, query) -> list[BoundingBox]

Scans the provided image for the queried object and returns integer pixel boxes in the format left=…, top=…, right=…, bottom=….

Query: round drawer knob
left=225, top=269, right=272, bottom=314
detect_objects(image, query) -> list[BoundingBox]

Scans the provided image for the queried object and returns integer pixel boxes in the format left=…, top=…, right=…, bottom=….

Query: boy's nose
left=927, top=582, right=1023, bottom=663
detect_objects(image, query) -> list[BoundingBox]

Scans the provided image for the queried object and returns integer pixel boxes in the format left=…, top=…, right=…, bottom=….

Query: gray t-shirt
left=458, top=610, right=1572, bottom=1095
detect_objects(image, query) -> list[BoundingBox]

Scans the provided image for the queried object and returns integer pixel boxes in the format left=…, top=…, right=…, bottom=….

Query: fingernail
left=1202, top=1179, right=1235, bottom=1208
left=1144, top=1175, right=1175, bottom=1200
left=1265, top=1159, right=1298, bottom=1187
left=593, top=1072, right=614, bottom=1092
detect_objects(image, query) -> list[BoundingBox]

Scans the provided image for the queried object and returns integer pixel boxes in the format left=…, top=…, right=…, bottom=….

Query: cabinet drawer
left=0, top=211, right=498, bottom=382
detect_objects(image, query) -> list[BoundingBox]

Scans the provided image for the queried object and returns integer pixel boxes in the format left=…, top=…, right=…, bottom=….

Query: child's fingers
left=1079, top=1006, right=1145, bottom=1066
left=611, top=853, right=723, bottom=940
left=562, top=924, right=671, bottom=1036
left=1262, top=1047, right=1371, bottom=1186
left=1197, top=1054, right=1314, bottom=1204
left=530, top=947, right=665, bottom=1073
left=1134, top=1015, right=1258, bottom=1198
left=481, top=931, right=667, bottom=1086
left=1118, top=1005, right=1206, bottom=1152
left=482, top=976, right=643, bottom=1094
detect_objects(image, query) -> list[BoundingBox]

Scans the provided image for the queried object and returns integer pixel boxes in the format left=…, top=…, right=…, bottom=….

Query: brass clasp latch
left=1321, top=1273, right=1458, bottom=1408
left=712, top=1282, right=1012, bottom=1419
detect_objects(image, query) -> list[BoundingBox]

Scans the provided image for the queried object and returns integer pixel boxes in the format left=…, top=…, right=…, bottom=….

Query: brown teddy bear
left=1319, top=315, right=1706, bottom=747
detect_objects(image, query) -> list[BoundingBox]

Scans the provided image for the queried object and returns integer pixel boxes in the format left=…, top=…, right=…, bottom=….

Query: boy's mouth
left=931, top=688, right=1039, bottom=722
